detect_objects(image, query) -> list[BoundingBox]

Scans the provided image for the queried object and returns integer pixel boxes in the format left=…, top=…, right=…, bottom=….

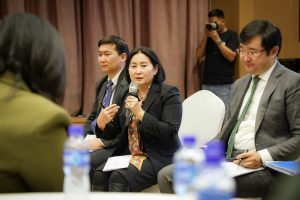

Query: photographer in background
left=197, top=9, right=239, bottom=106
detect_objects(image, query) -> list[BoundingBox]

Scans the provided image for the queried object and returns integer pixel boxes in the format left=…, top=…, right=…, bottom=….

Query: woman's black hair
left=124, top=47, right=166, bottom=83
left=0, top=13, right=66, bottom=102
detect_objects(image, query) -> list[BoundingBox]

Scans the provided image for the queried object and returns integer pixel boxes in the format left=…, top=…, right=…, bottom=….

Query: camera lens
left=206, top=22, right=218, bottom=31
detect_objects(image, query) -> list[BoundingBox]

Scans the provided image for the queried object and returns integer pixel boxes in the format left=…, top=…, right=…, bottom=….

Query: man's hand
left=85, top=138, right=104, bottom=150
left=206, top=30, right=221, bottom=43
left=97, top=104, right=120, bottom=130
left=233, top=151, right=263, bottom=169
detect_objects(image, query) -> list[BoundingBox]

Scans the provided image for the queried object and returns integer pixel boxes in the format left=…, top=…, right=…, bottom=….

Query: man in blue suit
left=83, top=35, right=130, bottom=191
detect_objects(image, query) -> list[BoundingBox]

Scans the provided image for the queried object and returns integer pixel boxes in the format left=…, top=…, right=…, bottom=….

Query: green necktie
left=226, top=76, right=260, bottom=159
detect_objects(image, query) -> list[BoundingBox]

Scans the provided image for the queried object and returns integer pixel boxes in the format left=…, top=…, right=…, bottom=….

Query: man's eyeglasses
left=236, top=48, right=265, bottom=58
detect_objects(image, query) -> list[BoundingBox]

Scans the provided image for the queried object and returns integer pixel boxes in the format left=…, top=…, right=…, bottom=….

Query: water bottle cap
left=204, top=140, right=224, bottom=163
left=68, top=124, right=84, bottom=137
left=182, top=135, right=196, bottom=147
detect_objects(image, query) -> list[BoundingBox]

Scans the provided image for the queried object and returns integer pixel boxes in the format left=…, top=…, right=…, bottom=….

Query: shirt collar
left=254, top=60, right=277, bottom=82
left=108, top=68, right=123, bottom=86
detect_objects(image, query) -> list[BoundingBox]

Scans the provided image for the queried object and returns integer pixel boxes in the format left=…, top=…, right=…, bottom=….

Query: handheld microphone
left=126, top=82, right=138, bottom=119
left=128, top=81, right=138, bottom=98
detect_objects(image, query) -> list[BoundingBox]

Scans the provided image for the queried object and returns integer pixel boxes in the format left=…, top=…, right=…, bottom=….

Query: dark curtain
left=0, top=0, right=209, bottom=116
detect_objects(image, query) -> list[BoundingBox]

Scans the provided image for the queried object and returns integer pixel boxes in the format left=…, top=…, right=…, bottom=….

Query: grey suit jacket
left=216, top=62, right=300, bottom=161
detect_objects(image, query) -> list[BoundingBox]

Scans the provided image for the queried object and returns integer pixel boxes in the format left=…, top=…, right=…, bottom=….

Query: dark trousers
left=235, top=169, right=277, bottom=199
left=157, top=163, right=276, bottom=199
left=92, top=170, right=129, bottom=192
left=92, top=160, right=157, bottom=192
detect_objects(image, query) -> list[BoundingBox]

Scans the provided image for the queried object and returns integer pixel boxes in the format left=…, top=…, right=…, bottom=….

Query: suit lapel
left=231, top=75, right=252, bottom=121
left=112, top=68, right=129, bottom=105
left=142, top=83, right=160, bottom=111
left=221, top=76, right=252, bottom=140
left=96, top=77, right=108, bottom=113
left=255, top=63, right=282, bottom=132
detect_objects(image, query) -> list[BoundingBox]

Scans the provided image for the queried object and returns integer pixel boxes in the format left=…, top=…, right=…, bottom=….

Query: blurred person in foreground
left=266, top=152, right=300, bottom=200
left=91, top=47, right=182, bottom=192
left=0, top=13, right=70, bottom=192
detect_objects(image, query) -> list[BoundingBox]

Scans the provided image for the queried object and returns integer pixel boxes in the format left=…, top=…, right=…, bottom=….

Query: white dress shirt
left=108, top=69, right=123, bottom=105
left=88, top=68, right=123, bottom=147
left=234, top=60, right=277, bottom=164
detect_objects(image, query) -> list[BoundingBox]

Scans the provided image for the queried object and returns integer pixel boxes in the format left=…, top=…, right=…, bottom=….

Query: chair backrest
left=178, top=90, right=225, bottom=147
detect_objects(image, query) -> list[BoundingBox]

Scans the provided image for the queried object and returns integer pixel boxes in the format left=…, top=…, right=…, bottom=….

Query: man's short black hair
left=239, top=19, right=282, bottom=56
left=208, top=9, right=224, bottom=18
left=97, top=35, right=129, bottom=56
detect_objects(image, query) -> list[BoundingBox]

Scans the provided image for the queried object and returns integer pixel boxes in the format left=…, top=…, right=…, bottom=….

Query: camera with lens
left=205, top=22, right=218, bottom=31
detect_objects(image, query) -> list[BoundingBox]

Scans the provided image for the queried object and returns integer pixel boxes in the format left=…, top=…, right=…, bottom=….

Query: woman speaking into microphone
left=91, top=47, right=182, bottom=192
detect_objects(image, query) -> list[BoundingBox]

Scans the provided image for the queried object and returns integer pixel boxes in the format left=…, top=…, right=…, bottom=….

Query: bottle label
left=197, top=189, right=233, bottom=200
left=64, top=150, right=90, bottom=167
left=174, top=162, right=198, bottom=194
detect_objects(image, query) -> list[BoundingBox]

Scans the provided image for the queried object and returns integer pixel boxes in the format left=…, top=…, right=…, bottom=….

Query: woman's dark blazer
left=96, top=82, right=182, bottom=174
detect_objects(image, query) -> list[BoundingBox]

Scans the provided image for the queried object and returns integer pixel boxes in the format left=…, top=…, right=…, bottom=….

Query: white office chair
left=178, top=90, right=225, bottom=147
left=142, top=90, right=225, bottom=193
left=179, top=91, right=261, bottom=200
left=179, top=90, right=261, bottom=200
left=144, top=90, right=226, bottom=193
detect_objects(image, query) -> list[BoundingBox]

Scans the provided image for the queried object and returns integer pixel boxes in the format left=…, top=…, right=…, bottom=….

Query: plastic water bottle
left=193, top=140, right=236, bottom=200
left=63, top=125, right=90, bottom=200
left=173, top=135, right=204, bottom=198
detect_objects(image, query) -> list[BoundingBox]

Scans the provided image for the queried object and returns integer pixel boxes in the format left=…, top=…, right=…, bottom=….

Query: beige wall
left=211, top=0, right=300, bottom=77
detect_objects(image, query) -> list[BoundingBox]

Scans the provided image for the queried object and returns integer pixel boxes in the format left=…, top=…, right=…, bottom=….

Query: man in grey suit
left=158, top=19, right=300, bottom=198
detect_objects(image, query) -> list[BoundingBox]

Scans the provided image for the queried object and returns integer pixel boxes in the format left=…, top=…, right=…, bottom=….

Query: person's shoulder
left=278, top=63, right=300, bottom=78
left=222, top=30, right=238, bottom=44
left=158, top=83, right=181, bottom=104
left=20, top=90, right=70, bottom=123
left=232, top=73, right=251, bottom=87
left=118, top=69, right=130, bottom=86
left=4, top=90, right=70, bottom=137
left=275, top=63, right=300, bottom=90
left=227, top=29, right=238, bottom=35
left=94, top=75, right=109, bottom=96
left=96, top=76, right=108, bottom=89
left=159, top=83, right=180, bottom=97
left=236, top=73, right=251, bottom=81
left=223, top=30, right=238, bottom=39
left=160, top=83, right=178, bottom=91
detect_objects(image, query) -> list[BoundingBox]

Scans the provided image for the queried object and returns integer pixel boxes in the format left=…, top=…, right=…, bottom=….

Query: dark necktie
left=226, top=76, right=260, bottom=159
left=102, top=80, right=114, bottom=108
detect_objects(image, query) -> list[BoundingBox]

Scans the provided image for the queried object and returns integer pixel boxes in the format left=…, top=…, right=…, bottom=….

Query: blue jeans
left=202, top=84, right=231, bottom=107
